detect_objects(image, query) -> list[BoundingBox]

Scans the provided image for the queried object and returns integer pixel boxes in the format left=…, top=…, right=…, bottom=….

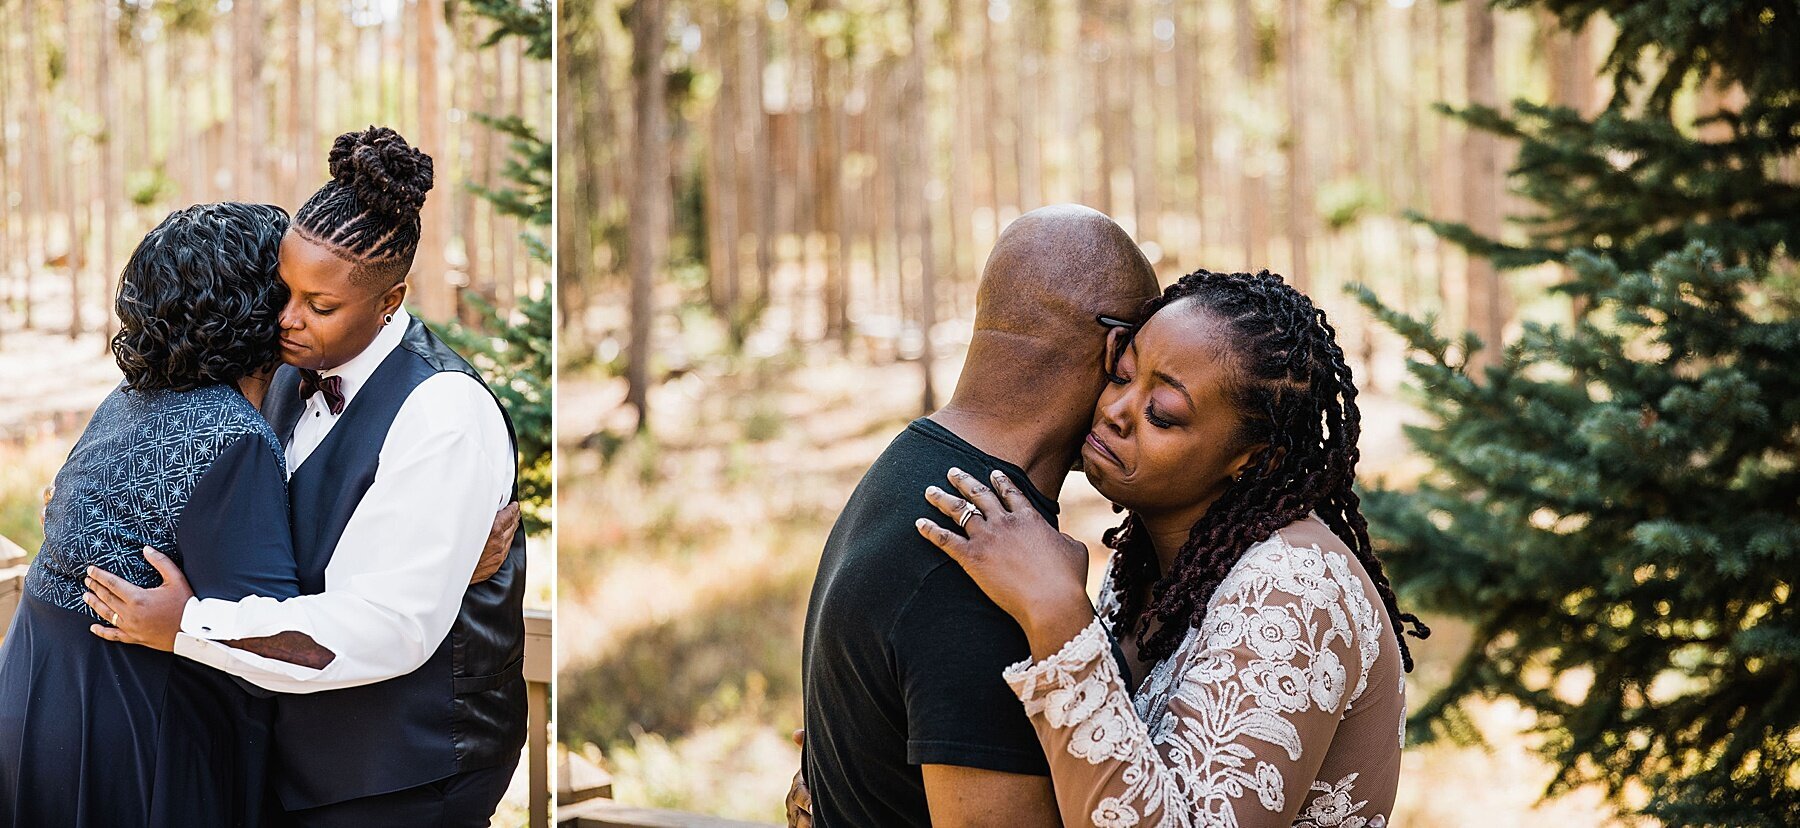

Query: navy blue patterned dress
left=0, top=383, right=299, bottom=827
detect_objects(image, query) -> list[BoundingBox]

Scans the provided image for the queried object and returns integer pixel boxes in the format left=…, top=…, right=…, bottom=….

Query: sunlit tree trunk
left=945, top=0, right=974, bottom=288
left=903, top=0, right=937, bottom=413
left=811, top=8, right=849, bottom=346
left=286, top=0, right=305, bottom=202
left=1175, top=0, right=1211, bottom=259
left=0, top=16, right=14, bottom=333
left=412, top=0, right=454, bottom=321
left=627, top=0, right=669, bottom=430
left=1127, top=0, right=1157, bottom=246
left=980, top=2, right=1006, bottom=215
left=1233, top=0, right=1268, bottom=269
left=99, top=3, right=120, bottom=339
left=63, top=0, right=84, bottom=338
left=1283, top=0, right=1312, bottom=291
left=1544, top=9, right=1594, bottom=322
left=1429, top=0, right=1456, bottom=316
left=1015, top=0, right=1046, bottom=213
left=743, top=3, right=774, bottom=306
left=1463, top=0, right=1502, bottom=374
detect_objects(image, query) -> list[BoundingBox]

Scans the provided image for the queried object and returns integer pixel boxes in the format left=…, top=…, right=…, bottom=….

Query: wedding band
left=956, top=502, right=983, bottom=528
left=111, top=612, right=120, bottom=626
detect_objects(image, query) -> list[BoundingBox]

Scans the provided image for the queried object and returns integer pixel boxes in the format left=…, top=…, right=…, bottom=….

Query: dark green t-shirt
left=802, top=418, right=1058, bottom=828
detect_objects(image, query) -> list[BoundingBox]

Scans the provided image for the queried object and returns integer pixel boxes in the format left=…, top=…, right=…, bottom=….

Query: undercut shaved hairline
left=293, top=224, right=412, bottom=291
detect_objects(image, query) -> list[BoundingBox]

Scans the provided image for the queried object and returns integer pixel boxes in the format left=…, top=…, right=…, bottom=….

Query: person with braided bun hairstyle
left=917, top=269, right=1428, bottom=828
left=84, top=127, right=528, bottom=826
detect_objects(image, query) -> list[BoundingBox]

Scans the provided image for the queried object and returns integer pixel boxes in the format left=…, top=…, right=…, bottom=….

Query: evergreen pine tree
left=1355, top=2, right=1800, bottom=824
left=435, top=0, right=553, bottom=533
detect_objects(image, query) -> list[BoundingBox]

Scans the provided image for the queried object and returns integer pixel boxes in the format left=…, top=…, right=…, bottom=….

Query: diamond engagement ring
left=956, top=501, right=983, bottom=528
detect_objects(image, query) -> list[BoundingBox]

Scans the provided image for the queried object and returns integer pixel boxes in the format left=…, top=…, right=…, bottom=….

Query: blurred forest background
left=557, top=0, right=1796, bottom=824
left=0, top=1, right=553, bottom=824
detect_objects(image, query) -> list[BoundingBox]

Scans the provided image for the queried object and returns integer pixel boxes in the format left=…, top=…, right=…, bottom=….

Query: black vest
left=261, top=317, right=528, bottom=809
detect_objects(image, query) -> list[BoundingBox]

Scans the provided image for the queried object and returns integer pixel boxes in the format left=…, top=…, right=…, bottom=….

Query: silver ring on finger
left=956, top=501, right=984, bottom=529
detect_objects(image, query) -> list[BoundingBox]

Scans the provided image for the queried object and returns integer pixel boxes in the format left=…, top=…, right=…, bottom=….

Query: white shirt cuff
left=181, top=594, right=314, bottom=641
left=172, top=631, right=327, bottom=683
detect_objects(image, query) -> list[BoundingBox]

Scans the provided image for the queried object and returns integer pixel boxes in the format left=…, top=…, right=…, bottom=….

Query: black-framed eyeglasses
left=1095, top=314, right=1138, bottom=334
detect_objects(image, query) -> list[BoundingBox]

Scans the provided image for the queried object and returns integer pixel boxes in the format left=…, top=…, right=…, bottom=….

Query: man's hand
left=84, top=547, right=191, bottom=652
left=785, top=729, right=812, bottom=828
left=472, top=501, right=521, bottom=585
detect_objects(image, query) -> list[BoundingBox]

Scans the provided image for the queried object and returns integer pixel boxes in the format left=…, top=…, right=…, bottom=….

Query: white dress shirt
left=171, top=307, right=516, bottom=694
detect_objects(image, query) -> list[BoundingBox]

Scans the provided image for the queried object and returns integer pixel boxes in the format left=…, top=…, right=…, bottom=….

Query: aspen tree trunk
left=1463, top=0, right=1503, bottom=374
left=99, top=5, right=120, bottom=339
left=1283, top=0, right=1311, bottom=291
left=627, top=0, right=669, bottom=431
left=413, top=0, right=454, bottom=320
left=63, top=0, right=84, bottom=338
left=904, top=0, right=937, bottom=413
left=1233, top=0, right=1268, bottom=269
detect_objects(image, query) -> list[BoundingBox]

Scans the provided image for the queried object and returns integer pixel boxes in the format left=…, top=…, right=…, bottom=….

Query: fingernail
left=949, top=467, right=964, bottom=478
left=915, top=518, right=930, bottom=529
left=925, top=486, right=941, bottom=496
left=991, top=469, right=1007, bottom=481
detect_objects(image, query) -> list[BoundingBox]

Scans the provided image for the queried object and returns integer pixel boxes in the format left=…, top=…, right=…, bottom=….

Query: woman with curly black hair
left=81, top=126, right=527, bottom=826
left=0, top=202, right=303, bottom=826
left=918, top=269, right=1427, bottom=827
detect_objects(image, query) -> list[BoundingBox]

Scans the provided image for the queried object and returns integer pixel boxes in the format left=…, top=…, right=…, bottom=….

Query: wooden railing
left=556, top=797, right=778, bottom=828
left=524, top=607, right=553, bottom=828
left=556, top=745, right=780, bottom=827
left=0, top=537, right=25, bottom=625
left=0, top=540, right=555, bottom=828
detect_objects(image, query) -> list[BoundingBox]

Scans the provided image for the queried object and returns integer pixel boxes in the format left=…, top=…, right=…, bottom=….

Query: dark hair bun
left=326, top=126, right=433, bottom=218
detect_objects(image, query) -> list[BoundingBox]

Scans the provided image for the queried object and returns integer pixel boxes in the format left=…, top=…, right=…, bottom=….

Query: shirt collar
left=319, top=306, right=410, bottom=410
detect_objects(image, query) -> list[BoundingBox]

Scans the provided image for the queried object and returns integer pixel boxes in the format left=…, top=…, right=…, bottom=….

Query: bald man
left=800, top=205, right=1160, bottom=827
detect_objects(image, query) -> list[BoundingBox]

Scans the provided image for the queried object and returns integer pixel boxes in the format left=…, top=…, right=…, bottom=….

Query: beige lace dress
left=1003, top=515, right=1405, bottom=828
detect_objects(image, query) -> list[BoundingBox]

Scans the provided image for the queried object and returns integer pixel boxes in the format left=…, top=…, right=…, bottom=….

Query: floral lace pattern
left=1004, top=529, right=1400, bottom=827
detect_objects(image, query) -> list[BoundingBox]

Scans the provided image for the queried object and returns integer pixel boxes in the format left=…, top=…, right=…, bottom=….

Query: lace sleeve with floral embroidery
left=1002, top=539, right=1388, bottom=828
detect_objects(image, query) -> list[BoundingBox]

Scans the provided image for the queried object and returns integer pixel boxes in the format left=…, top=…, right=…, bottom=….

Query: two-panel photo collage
left=1, top=1, right=1794, bottom=826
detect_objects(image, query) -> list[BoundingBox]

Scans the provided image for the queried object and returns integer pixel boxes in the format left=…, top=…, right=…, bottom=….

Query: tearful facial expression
left=1081, top=299, right=1262, bottom=522
left=276, top=232, right=405, bottom=372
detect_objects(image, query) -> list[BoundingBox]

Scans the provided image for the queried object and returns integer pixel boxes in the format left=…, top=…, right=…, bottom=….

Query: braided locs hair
left=1104, top=268, right=1430, bottom=671
left=293, top=126, right=434, bottom=288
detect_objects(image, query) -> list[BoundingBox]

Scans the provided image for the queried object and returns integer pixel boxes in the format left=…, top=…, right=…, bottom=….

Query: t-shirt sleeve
left=174, top=433, right=301, bottom=603
left=891, top=561, right=1052, bottom=776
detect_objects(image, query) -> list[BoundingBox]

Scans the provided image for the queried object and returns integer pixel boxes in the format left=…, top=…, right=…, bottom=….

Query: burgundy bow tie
left=299, top=369, right=347, bottom=415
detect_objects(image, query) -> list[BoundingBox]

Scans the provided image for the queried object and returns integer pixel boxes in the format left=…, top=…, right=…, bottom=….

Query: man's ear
left=1103, top=326, right=1130, bottom=376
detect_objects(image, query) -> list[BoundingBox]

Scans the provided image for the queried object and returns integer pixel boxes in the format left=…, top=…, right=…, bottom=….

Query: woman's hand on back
left=916, top=468, right=1098, bottom=661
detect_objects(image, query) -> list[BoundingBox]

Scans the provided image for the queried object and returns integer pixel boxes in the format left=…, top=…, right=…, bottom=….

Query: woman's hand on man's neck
left=928, top=404, right=1086, bottom=503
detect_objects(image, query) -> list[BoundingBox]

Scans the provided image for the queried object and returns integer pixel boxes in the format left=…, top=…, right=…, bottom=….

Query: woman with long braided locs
left=1103, top=268, right=1431, bottom=671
